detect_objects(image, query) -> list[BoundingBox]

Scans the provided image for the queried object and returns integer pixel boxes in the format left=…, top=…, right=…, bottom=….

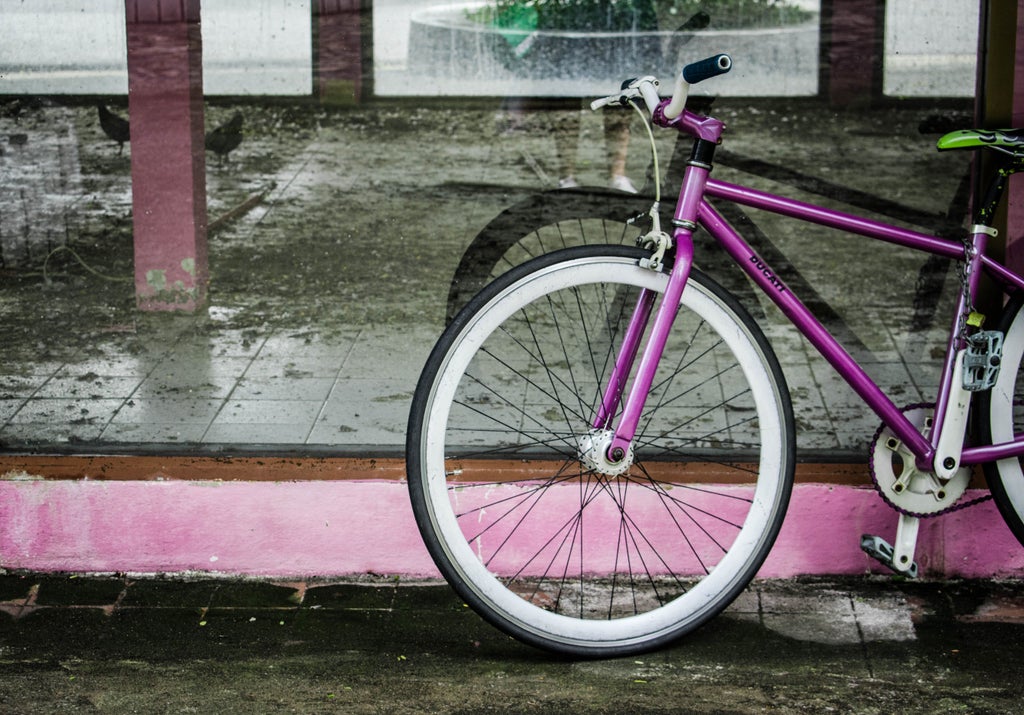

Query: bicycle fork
left=590, top=161, right=708, bottom=469
left=593, top=233, right=695, bottom=466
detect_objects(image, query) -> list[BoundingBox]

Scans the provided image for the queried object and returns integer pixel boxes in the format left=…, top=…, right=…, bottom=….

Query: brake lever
left=590, top=77, right=661, bottom=113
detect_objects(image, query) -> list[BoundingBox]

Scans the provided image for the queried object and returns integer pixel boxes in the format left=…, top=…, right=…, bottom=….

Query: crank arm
left=933, top=350, right=971, bottom=481
left=861, top=514, right=920, bottom=578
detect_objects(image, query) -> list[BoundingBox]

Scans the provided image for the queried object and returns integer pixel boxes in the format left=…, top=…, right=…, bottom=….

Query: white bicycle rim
left=988, top=302, right=1024, bottom=523
left=416, top=253, right=790, bottom=652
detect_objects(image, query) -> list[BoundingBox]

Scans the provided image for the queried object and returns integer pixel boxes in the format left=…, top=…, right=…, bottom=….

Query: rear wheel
left=980, top=292, right=1024, bottom=545
left=446, top=189, right=658, bottom=321
left=408, top=245, right=795, bottom=656
left=446, top=189, right=757, bottom=321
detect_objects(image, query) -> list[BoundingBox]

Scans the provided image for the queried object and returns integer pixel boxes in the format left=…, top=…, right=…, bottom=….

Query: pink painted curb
left=1, top=479, right=1022, bottom=579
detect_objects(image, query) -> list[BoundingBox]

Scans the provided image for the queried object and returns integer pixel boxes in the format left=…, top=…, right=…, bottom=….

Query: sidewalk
left=2, top=573, right=1022, bottom=713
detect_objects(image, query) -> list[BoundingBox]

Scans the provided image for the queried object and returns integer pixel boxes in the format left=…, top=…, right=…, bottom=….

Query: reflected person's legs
left=504, top=99, right=638, bottom=192
left=553, top=108, right=581, bottom=188
left=604, top=109, right=636, bottom=193
left=553, top=104, right=636, bottom=192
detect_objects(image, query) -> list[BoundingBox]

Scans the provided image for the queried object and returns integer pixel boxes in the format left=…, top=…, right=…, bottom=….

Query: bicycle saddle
left=938, top=128, right=1024, bottom=151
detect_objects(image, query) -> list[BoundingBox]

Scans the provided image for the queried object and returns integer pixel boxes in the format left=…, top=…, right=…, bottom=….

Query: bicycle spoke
left=411, top=247, right=793, bottom=654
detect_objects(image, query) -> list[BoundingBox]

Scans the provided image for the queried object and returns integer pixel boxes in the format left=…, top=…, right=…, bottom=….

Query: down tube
left=697, top=200, right=934, bottom=460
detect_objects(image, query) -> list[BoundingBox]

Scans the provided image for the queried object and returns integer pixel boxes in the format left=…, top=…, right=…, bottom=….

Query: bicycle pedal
left=963, top=330, right=1003, bottom=391
left=860, top=534, right=919, bottom=578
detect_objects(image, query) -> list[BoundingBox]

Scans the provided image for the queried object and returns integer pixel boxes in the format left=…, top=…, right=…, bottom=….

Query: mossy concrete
left=1, top=574, right=1021, bottom=713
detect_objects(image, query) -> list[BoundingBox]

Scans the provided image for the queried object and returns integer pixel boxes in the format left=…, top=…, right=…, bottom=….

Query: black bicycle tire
left=979, top=290, right=1024, bottom=546
left=409, top=244, right=795, bottom=656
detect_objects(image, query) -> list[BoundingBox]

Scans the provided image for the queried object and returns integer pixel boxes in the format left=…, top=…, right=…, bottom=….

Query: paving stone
left=31, top=575, right=126, bottom=606
left=0, top=575, right=1021, bottom=713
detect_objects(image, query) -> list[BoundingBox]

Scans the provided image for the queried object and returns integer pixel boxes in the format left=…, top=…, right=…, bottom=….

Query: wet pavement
left=0, top=98, right=973, bottom=458
left=1, top=573, right=1023, bottom=713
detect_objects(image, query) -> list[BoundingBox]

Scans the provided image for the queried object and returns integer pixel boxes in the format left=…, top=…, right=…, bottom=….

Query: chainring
left=869, top=404, right=972, bottom=517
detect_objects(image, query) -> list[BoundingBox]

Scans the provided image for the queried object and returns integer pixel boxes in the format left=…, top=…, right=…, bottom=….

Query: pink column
left=824, top=0, right=883, bottom=107
left=125, top=0, right=208, bottom=311
left=314, top=0, right=367, bottom=104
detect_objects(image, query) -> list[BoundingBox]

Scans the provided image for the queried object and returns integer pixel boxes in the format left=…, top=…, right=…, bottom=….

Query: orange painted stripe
left=0, top=455, right=406, bottom=482
left=0, top=455, right=874, bottom=485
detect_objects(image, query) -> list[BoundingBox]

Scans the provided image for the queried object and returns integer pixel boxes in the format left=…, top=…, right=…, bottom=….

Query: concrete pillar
left=822, top=0, right=884, bottom=106
left=314, top=0, right=369, bottom=105
left=125, top=0, right=208, bottom=311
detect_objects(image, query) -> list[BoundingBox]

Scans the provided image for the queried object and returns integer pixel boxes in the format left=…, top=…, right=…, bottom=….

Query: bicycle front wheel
left=980, top=292, right=1024, bottom=546
left=407, top=245, right=795, bottom=656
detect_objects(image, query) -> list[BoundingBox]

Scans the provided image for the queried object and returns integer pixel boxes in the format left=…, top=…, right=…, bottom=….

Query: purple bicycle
left=406, top=55, right=1024, bottom=656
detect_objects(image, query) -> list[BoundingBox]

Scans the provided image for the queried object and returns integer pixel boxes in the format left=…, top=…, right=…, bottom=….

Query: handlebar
left=590, top=53, right=732, bottom=120
left=682, top=54, right=732, bottom=84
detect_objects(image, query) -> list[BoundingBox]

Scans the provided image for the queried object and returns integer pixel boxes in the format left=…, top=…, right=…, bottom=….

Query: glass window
left=0, top=0, right=311, bottom=96
left=884, top=0, right=979, bottom=97
left=0, top=0, right=128, bottom=94
left=376, top=0, right=822, bottom=97
left=0, top=2, right=988, bottom=454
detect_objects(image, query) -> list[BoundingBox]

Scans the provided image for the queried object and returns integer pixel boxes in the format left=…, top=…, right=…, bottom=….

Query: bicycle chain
left=867, top=402, right=992, bottom=518
left=956, top=237, right=977, bottom=342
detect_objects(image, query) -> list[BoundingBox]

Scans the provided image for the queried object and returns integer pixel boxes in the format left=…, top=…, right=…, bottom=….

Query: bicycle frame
left=601, top=105, right=1024, bottom=473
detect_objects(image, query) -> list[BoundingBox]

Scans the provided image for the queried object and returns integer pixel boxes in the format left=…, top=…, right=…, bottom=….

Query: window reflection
left=0, top=1, right=983, bottom=99
left=202, top=0, right=310, bottom=95
left=884, top=0, right=978, bottom=97
left=381, top=0, right=822, bottom=96
left=0, top=0, right=128, bottom=94
left=0, top=0, right=310, bottom=96
left=0, top=2, right=991, bottom=452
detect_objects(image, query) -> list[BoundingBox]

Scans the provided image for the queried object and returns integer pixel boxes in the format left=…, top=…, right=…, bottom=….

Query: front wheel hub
left=577, top=429, right=634, bottom=476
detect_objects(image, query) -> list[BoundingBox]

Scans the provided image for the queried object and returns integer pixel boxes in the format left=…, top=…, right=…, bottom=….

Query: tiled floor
left=0, top=300, right=954, bottom=455
left=0, top=101, right=973, bottom=457
left=0, top=323, right=435, bottom=450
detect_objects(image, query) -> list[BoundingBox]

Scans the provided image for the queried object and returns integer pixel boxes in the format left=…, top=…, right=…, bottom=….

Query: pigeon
left=97, top=104, right=130, bottom=154
left=205, top=112, right=244, bottom=164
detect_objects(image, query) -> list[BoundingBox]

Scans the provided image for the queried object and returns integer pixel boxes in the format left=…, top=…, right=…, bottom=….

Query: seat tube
left=607, top=154, right=712, bottom=460
left=925, top=228, right=990, bottom=471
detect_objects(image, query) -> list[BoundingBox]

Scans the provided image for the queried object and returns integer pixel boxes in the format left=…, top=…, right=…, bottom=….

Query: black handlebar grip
left=681, top=54, right=732, bottom=84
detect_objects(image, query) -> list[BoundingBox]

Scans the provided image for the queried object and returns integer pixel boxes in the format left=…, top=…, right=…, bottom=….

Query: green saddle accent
left=937, top=128, right=1024, bottom=151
